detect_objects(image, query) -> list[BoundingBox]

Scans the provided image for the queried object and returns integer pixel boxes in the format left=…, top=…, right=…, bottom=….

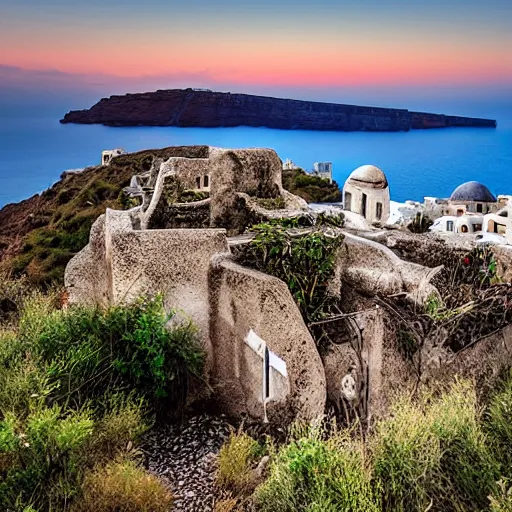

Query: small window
left=196, top=176, right=201, bottom=189
left=344, top=192, right=352, bottom=211
left=203, top=175, right=209, bottom=187
left=376, top=202, right=383, bottom=221
left=477, top=203, right=483, bottom=213
left=447, top=220, right=454, bottom=232
left=473, top=223, right=482, bottom=232
left=457, top=209, right=464, bottom=217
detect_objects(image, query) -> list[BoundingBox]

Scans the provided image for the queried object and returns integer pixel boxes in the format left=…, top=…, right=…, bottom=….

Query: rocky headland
left=60, top=89, right=497, bottom=132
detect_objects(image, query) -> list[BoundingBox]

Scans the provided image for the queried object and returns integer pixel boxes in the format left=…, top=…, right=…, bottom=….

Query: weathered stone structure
left=66, top=146, right=324, bottom=424
left=65, top=144, right=512, bottom=427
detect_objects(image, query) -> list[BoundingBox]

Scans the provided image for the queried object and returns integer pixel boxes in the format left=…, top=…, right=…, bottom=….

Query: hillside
left=60, top=89, right=497, bottom=132
left=0, top=147, right=341, bottom=285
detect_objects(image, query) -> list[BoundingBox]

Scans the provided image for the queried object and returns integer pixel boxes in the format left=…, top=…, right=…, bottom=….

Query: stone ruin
left=65, top=145, right=512, bottom=427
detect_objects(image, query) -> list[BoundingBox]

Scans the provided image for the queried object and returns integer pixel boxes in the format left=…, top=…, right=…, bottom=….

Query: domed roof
left=450, top=181, right=496, bottom=203
left=346, top=165, right=388, bottom=189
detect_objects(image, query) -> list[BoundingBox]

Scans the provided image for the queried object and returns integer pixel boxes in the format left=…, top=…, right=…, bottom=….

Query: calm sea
left=1, top=96, right=511, bottom=207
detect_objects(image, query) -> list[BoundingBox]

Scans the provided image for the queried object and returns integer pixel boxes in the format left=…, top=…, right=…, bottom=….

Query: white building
left=101, top=148, right=126, bottom=166
left=282, top=158, right=300, bottom=170
left=343, top=165, right=390, bottom=224
left=313, top=162, right=333, bottom=183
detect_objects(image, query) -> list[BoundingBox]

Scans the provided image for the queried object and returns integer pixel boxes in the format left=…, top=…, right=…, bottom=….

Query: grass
left=254, top=424, right=378, bottom=512
left=219, top=378, right=512, bottom=512
left=217, top=430, right=262, bottom=494
left=73, top=459, right=173, bottom=512
left=0, top=279, right=203, bottom=511
left=0, top=147, right=341, bottom=287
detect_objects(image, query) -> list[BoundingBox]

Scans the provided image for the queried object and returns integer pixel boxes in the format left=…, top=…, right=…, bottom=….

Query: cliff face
left=60, top=89, right=497, bottom=132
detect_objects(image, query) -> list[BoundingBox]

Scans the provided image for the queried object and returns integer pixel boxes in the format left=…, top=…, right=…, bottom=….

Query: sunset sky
left=1, top=0, right=511, bottom=106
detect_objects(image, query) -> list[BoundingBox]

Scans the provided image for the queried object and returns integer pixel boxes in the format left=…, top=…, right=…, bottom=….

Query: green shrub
left=244, top=224, right=343, bottom=323
left=217, top=431, right=261, bottom=493
left=19, top=294, right=204, bottom=414
left=282, top=168, right=342, bottom=203
left=373, top=380, right=499, bottom=512
left=372, top=395, right=439, bottom=512
left=72, top=459, right=173, bottom=512
left=430, top=380, right=499, bottom=510
left=0, top=405, right=94, bottom=510
left=255, top=425, right=378, bottom=512
left=91, top=394, right=150, bottom=462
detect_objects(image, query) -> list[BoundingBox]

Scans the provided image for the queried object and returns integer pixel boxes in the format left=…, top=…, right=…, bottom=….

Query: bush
left=255, top=425, right=378, bottom=512
left=0, top=405, right=94, bottom=510
left=19, top=294, right=205, bottom=414
left=372, top=395, right=439, bottom=512
left=73, top=459, right=173, bottom=512
left=373, top=380, right=499, bottom=512
left=0, top=284, right=201, bottom=510
left=91, top=394, right=150, bottom=462
left=217, top=431, right=261, bottom=494
left=243, top=224, right=343, bottom=323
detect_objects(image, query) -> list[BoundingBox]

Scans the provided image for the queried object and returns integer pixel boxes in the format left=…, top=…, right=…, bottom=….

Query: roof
left=450, top=181, right=496, bottom=203
left=346, top=165, right=388, bottom=189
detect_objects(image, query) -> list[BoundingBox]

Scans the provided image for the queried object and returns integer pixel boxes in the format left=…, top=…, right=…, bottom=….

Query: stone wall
left=209, top=148, right=283, bottom=234
left=65, top=207, right=326, bottom=423
left=209, top=256, right=326, bottom=422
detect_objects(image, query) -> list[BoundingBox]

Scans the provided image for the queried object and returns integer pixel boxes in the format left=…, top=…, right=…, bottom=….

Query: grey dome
left=450, top=181, right=496, bottom=203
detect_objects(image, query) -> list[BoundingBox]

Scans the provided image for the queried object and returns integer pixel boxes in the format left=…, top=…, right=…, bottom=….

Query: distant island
left=60, top=88, right=497, bottom=132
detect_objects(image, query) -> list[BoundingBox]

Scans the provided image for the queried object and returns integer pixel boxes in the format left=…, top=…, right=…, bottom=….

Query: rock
left=60, top=89, right=496, bottom=131
left=141, top=414, right=234, bottom=512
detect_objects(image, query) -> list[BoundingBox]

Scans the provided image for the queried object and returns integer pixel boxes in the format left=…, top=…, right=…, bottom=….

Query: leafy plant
left=20, top=294, right=205, bottom=414
left=243, top=224, right=343, bottom=323
left=460, top=246, right=500, bottom=288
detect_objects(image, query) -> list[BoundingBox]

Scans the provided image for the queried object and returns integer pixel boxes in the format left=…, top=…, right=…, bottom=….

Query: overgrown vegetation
left=383, top=244, right=509, bottom=358
left=0, top=148, right=342, bottom=287
left=0, top=279, right=203, bottom=511
left=0, top=147, right=207, bottom=287
left=242, top=223, right=343, bottom=323
left=218, top=378, right=512, bottom=512
left=282, top=168, right=342, bottom=203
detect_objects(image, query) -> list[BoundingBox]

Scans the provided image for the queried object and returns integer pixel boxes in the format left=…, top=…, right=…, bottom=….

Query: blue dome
left=450, top=181, right=496, bottom=203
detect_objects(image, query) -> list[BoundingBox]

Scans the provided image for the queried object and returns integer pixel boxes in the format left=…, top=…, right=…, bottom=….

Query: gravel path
left=142, top=414, right=234, bottom=511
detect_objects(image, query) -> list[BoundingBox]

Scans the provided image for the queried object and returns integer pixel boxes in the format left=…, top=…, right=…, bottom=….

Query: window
left=196, top=176, right=201, bottom=189
left=376, top=202, right=383, bottom=221
left=344, top=192, right=352, bottom=211
left=361, top=193, right=367, bottom=218
left=477, top=203, right=483, bottom=213
left=203, top=174, right=209, bottom=188
left=446, top=220, right=454, bottom=232
left=473, top=223, right=482, bottom=232
left=457, top=209, right=464, bottom=217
